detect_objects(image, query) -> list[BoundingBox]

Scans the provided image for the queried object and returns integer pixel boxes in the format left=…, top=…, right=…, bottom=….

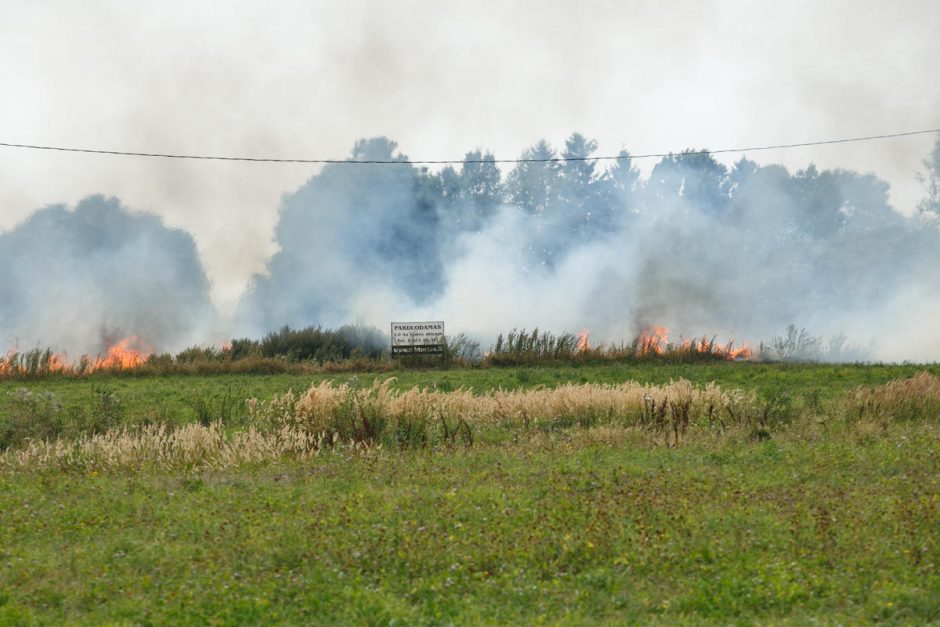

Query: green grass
left=1, top=363, right=938, bottom=624
left=2, top=428, right=937, bottom=624
left=3, top=362, right=938, bottom=432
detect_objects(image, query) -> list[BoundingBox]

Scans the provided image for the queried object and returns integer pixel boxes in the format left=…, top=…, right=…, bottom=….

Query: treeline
left=5, top=135, right=940, bottom=362
left=239, top=134, right=940, bottom=338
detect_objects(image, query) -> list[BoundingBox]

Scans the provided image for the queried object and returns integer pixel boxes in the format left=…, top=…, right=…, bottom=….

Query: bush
left=259, top=324, right=387, bottom=362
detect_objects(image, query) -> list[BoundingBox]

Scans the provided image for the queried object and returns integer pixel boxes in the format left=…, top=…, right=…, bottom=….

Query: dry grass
left=0, top=422, right=333, bottom=473
left=262, top=377, right=758, bottom=437
left=0, top=350, right=407, bottom=380
left=1, top=378, right=757, bottom=472
left=5, top=372, right=940, bottom=473
left=846, top=371, right=940, bottom=422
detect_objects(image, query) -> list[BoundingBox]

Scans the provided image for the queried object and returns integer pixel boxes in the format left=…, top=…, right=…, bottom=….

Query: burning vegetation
left=0, top=322, right=845, bottom=381
left=487, top=326, right=752, bottom=366
left=636, top=325, right=752, bottom=360
left=0, top=336, right=154, bottom=378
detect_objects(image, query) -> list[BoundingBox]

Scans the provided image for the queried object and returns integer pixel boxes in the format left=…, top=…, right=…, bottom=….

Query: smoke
left=3, top=135, right=938, bottom=362
left=239, top=134, right=940, bottom=361
left=0, top=195, right=214, bottom=356
left=237, top=138, right=445, bottom=335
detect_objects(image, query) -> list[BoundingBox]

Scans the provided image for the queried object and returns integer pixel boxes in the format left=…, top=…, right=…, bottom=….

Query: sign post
left=391, top=321, right=445, bottom=356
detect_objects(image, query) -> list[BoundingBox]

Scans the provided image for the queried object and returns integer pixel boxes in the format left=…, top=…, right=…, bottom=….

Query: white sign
left=391, top=321, right=445, bottom=355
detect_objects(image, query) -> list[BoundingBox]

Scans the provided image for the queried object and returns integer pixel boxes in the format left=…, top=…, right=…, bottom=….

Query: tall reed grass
left=845, top=371, right=940, bottom=422
left=2, top=378, right=759, bottom=471
left=4, top=372, right=938, bottom=473
left=486, top=328, right=748, bottom=366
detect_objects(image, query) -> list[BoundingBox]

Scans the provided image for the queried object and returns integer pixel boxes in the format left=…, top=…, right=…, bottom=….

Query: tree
left=608, top=149, right=641, bottom=196
left=350, top=137, right=407, bottom=162
left=918, top=136, right=940, bottom=217
left=560, top=133, right=598, bottom=191
left=458, top=150, right=502, bottom=206
left=830, top=170, right=899, bottom=230
left=726, top=162, right=792, bottom=228
left=791, top=164, right=844, bottom=238
left=434, top=150, right=502, bottom=233
left=728, top=157, right=758, bottom=197
left=558, top=133, right=605, bottom=236
left=456, top=150, right=502, bottom=229
left=601, top=149, right=641, bottom=226
left=245, top=137, right=445, bottom=330
left=434, top=165, right=462, bottom=207
left=646, top=149, right=730, bottom=216
left=504, top=140, right=560, bottom=216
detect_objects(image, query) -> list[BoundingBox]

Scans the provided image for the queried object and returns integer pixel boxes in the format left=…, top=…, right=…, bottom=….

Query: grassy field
left=1, top=362, right=939, bottom=624
left=3, top=361, right=939, bottom=433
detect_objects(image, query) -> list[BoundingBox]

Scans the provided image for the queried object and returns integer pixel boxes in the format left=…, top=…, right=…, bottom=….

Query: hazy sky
left=1, top=0, right=938, bottom=310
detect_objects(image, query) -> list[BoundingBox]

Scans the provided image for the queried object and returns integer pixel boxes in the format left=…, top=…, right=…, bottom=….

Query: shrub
left=761, top=325, right=823, bottom=362
left=259, top=324, right=387, bottom=362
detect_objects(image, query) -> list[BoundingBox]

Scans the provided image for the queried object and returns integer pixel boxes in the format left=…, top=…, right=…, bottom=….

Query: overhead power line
left=0, top=128, right=938, bottom=165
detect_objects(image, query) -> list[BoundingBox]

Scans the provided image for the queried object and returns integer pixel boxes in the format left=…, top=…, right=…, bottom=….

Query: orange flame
left=576, top=328, right=590, bottom=353
left=638, top=325, right=670, bottom=354
left=0, top=335, right=154, bottom=377
left=0, top=346, right=70, bottom=376
left=92, top=336, right=153, bottom=370
left=47, top=353, right=68, bottom=371
left=726, top=344, right=752, bottom=360
left=637, top=325, right=752, bottom=360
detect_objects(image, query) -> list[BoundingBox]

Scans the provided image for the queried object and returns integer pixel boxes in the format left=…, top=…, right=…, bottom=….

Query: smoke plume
left=0, top=195, right=214, bottom=356
left=3, top=135, right=939, bottom=362
left=239, top=134, right=940, bottom=361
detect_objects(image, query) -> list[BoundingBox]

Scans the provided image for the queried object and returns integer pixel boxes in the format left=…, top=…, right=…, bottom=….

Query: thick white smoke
left=3, top=136, right=939, bottom=362
left=239, top=136, right=940, bottom=361
left=0, top=195, right=214, bottom=356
